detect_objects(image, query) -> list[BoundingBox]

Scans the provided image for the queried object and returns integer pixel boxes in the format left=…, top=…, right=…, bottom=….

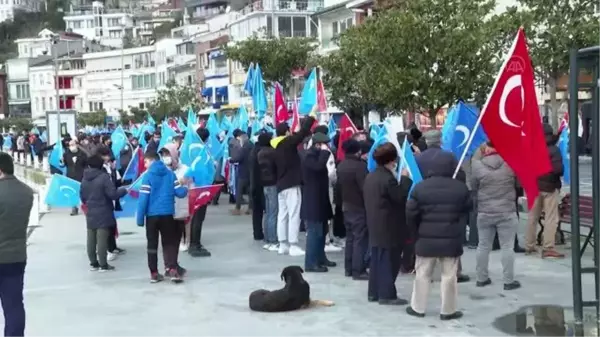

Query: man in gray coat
left=470, top=141, right=521, bottom=291
left=0, top=152, right=34, bottom=336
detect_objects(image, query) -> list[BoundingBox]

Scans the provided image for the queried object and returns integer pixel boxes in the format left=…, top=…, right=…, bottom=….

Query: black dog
left=249, top=266, right=311, bottom=312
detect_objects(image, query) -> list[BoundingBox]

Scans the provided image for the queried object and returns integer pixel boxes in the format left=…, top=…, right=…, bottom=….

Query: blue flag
left=45, top=174, right=81, bottom=207
left=122, top=147, right=142, bottom=181
left=158, top=122, right=177, bottom=151
left=558, top=127, right=570, bottom=185
left=298, top=68, right=317, bottom=115
left=206, top=111, right=220, bottom=135
left=49, top=141, right=66, bottom=174
left=115, top=193, right=138, bottom=219
left=40, top=130, right=48, bottom=143
left=207, top=134, right=224, bottom=162
left=178, top=118, right=186, bottom=131
left=237, top=105, right=250, bottom=132
left=147, top=113, right=156, bottom=126
left=3, top=136, right=12, bottom=150
left=244, top=63, right=254, bottom=95
left=252, top=65, right=268, bottom=120
left=327, top=118, right=337, bottom=139
left=369, top=124, right=381, bottom=140
left=185, top=146, right=215, bottom=186
left=399, top=138, right=423, bottom=196
left=445, top=102, right=487, bottom=160
left=187, top=107, right=198, bottom=127
left=367, top=134, right=390, bottom=172
left=111, top=126, right=128, bottom=170
left=179, top=127, right=204, bottom=167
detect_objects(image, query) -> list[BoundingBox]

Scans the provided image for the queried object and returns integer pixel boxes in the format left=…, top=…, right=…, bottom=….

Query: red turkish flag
left=480, top=28, right=551, bottom=209
left=274, top=83, right=289, bottom=126
left=316, top=80, right=328, bottom=113
left=188, top=184, right=223, bottom=215
left=290, top=100, right=300, bottom=132
left=168, top=118, right=180, bottom=132
left=336, top=113, right=358, bottom=160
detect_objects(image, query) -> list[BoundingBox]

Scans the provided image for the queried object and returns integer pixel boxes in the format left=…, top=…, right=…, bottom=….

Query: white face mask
left=69, top=146, right=78, bottom=152
left=162, top=157, right=172, bottom=166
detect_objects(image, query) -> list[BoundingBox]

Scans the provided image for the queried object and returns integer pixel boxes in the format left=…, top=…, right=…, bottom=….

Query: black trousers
left=190, top=205, right=208, bottom=248
left=107, top=226, right=117, bottom=253
left=368, top=246, right=402, bottom=301
left=146, top=215, right=179, bottom=273
left=251, top=188, right=265, bottom=240
left=401, top=241, right=415, bottom=272
left=343, top=210, right=368, bottom=277
left=0, top=262, right=26, bottom=337
left=333, top=204, right=346, bottom=238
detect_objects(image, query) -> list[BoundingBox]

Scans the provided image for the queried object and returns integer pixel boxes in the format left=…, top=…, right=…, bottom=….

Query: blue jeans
left=263, top=186, right=278, bottom=244
left=0, top=262, right=26, bottom=337
left=305, top=221, right=326, bottom=269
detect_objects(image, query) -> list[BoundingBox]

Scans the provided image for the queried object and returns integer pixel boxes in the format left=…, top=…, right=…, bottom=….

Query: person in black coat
left=406, top=151, right=472, bottom=321
left=257, top=132, right=278, bottom=249
left=79, top=155, right=127, bottom=271
left=248, top=131, right=266, bottom=241
left=230, top=131, right=253, bottom=215
left=337, top=139, right=369, bottom=280
left=363, top=142, right=412, bottom=305
left=301, top=132, right=335, bottom=273
left=62, top=139, right=87, bottom=216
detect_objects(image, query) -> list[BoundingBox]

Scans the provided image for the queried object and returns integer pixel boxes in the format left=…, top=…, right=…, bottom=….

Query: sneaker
left=278, top=243, right=290, bottom=255
left=189, top=245, right=211, bottom=257
left=542, top=249, right=565, bottom=259
left=504, top=280, right=521, bottom=290
left=229, top=209, right=242, bottom=216
left=89, top=263, right=100, bottom=271
left=179, top=243, right=189, bottom=252
left=150, top=272, right=164, bottom=283
left=177, top=265, right=187, bottom=277
left=167, top=268, right=183, bottom=283
left=525, top=248, right=538, bottom=255
left=107, top=252, right=118, bottom=261
left=113, top=247, right=126, bottom=255
left=325, top=243, right=343, bottom=253
left=289, top=244, right=305, bottom=257
left=262, top=243, right=272, bottom=250
left=476, top=278, right=492, bottom=287
left=268, top=244, right=280, bottom=252
left=99, top=264, right=115, bottom=272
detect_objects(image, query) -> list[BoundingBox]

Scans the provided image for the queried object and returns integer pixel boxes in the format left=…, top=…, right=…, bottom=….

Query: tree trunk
left=429, top=112, right=437, bottom=129
left=548, top=77, right=559, bottom=130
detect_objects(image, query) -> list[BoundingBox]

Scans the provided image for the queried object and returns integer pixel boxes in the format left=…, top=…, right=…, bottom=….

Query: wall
left=29, top=65, right=55, bottom=119
left=229, top=15, right=267, bottom=41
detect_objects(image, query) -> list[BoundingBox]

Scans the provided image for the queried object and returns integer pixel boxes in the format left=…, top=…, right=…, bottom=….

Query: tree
left=77, top=110, right=107, bottom=127
left=223, top=35, right=318, bottom=89
left=322, top=0, right=512, bottom=127
left=119, top=107, right=147, bottom=125
left=508, top=0, right=599, bottom=129
left=147, top=80, right=204, bottom=121
left=0, top=118, right=33, bottom=132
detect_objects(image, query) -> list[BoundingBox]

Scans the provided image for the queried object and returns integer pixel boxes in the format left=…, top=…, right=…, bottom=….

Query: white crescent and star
left=455, top=125, right=470, bottom=147
left=499, top=74, right=523, bottom=129
left=59, top=185, right=76, bottom=196
left=188, top=143, right=204, bottom=159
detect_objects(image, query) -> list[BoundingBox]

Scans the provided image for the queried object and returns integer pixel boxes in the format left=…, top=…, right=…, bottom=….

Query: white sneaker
left=325, top=243, right=343, bottom=253
left=179, top=243, right=189, bottom=252
left=289, top=244, right=305, bottom=257
left=262, top=243, right=271, bottom=250
left=107, top=252, right=118, bottom=261
left=268, top=244, right=280, bottom=252
left=278, top=243, right=289, bottom=255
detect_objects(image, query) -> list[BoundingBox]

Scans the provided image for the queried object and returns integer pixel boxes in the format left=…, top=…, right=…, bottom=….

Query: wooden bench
left=538, top=194, right=594, bottom=255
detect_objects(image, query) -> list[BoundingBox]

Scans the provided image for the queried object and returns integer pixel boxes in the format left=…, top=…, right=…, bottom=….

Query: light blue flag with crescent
left=147, top=113, right=156, bottom=126
left=369, top=124, right=381, bottom=140
left=238, top=105, right=250, bottom=132
left=49, top=140, right=66, bottom=174
left=187, top=107, right=198, bottom=127
left=252, top=65, right=268, bottom=120
left=399, top=137, right=423, bottom=196
left=244, top=63, right=254, bottom=95
left=298, top=68, right=317, bottom=115
left=45, top=174, right=81, bottom=207
left=207, top=134, right=224, bottom=161
left=111, top=126, right=128, bottom=169
left=179, top=126, right=204, bottom=167
left=445, top=102, right=487, bottom=160
left=558, top=127, right=570, bottom=185
left=206, top=111, right=220, bottom=134
left=185, top=145, right=215, bottom=186
left=158, top=122, right=177, bottom=151
left=327, top=118, right=337, bottom=139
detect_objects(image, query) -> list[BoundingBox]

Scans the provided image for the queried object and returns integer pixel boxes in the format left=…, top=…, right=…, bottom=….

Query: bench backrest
left=560, top=194, right=594, bottom=219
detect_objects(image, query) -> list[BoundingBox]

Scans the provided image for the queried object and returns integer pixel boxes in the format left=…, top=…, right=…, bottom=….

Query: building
left=0, top=0, right=41, bottom=23
left=82, top=38, right=180, bottom=116
left=64, top=1, right=137, bottom=48
left=228, top=0, right=323, bottom=42
left=14, top=29, right=107, bottom=59
left=5, top=56, right=54, bottom=118
left=168, top=36, right=197, bottom=87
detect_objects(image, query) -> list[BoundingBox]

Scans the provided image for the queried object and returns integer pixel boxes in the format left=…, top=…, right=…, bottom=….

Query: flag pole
left=452, top=29, right=521, bottom=179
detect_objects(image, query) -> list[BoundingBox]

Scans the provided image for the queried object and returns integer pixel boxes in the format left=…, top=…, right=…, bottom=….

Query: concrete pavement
left=5, top=195, right=595, bottom=336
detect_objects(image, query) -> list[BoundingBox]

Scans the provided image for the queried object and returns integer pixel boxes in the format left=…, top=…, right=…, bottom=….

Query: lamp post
left=51, top=34, right=61, bottom=143
left=120, top=24, right=125, bottom=114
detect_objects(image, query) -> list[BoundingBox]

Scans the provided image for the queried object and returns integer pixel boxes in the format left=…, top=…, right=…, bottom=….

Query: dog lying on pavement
left=249, top=265, right=334, bottom=312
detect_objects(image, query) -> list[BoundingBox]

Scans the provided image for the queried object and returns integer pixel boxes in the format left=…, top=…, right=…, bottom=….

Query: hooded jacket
left=163, top=143, right=190, bottom=220
left=271, top=116, right=314, bottom=192
left=537, top=124, right=563, bottom=192
left=257, top=137, right=277, bottom=187
left=136, top=159, right=188, bottom=225
left=471, top=151, right=517, bottom=214
left=80, top=168, right=127, bottom=229
left=407, top=154, right=472, bottom=258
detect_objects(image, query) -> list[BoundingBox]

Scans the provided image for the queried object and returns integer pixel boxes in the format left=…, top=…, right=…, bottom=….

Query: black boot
left=514, top=235, right=525, bottom=253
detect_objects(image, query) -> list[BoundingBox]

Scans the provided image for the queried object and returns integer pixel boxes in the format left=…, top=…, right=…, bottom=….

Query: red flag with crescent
left=316, top=79, right=328, bottom=113
left=336, top=113, right=358, bottom=161
left=188, top=184, right=223, bottom=215
left=479, top=28, right=551, bottom=209
left=290, top=100, right=300, bottom=132
left=274, top=83, right=289, bottom=126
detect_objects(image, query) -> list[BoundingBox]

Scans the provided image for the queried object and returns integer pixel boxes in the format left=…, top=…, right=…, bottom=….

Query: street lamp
left=51, top=34, right=61, bottom=142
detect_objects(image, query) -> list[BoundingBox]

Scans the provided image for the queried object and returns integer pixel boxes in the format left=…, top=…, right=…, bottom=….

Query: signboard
left=46, top=110, right=77, bottom=145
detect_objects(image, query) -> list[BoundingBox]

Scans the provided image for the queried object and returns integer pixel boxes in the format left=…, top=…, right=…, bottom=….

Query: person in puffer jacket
left=137, top=151, right=188, bottom=284
left=159, top=144, right=191, bottom=254
left=470, top=141, right=521, bottom=292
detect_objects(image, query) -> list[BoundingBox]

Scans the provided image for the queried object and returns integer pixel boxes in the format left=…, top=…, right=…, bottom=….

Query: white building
left=82, top=38, right=181, bottom=116
left=14, top=29, right=107, bottom=59
left=0, top=0, right=41, bottom=23
left=5, top=56, right=51, bottom=117
left=63, top=1, right=137, bottom=48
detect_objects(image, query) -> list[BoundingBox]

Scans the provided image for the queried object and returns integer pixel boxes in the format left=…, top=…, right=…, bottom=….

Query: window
left=41, top=97, right=46, bottom=110
left=87, top=19, right=94, bottom=28
left=107, top=18, right=121, bottom=27
left=14, top=84, right=29, bottom=100
left=134, top=52, right=155, bottom=69
left=131, top=74, right=156, bottom=90
left=72, top=21, right=82, bottom=29
left=278, top=16, right=292, bottom=37
left=266, top=16, right=273, bottom=37
left=109, top=30, right=122, bottom=38
left=49, top=97, right=53, bottom=109
left=35, top=97, right=39, bottom=112
left=333, top=17, right=353, bottom=37
left=292, top=17, right=306, bottom=37
left=39, top=74, right=43, bottom=85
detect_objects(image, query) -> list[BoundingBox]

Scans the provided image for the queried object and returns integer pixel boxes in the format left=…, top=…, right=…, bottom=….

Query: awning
left=215, top=86, right=228, bottom=97
left=201, top=87, right=213, bottom=97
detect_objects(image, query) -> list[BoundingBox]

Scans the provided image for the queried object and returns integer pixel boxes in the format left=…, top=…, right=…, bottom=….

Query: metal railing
left=236, top=0, right=324, bottom=16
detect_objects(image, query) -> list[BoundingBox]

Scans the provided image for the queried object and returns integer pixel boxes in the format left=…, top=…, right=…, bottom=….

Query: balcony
left=204, top=66, right=228, bottom=77
left=236, top=0, right=324, bottom=16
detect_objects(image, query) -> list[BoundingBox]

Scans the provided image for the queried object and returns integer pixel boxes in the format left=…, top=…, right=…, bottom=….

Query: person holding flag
left=62, top=139, right=88, bottom=216
left=97, top=147, right=126, bottom=261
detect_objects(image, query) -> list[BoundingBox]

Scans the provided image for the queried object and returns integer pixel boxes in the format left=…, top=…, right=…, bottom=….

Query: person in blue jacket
left=137, top=151, right=188, bottom=283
